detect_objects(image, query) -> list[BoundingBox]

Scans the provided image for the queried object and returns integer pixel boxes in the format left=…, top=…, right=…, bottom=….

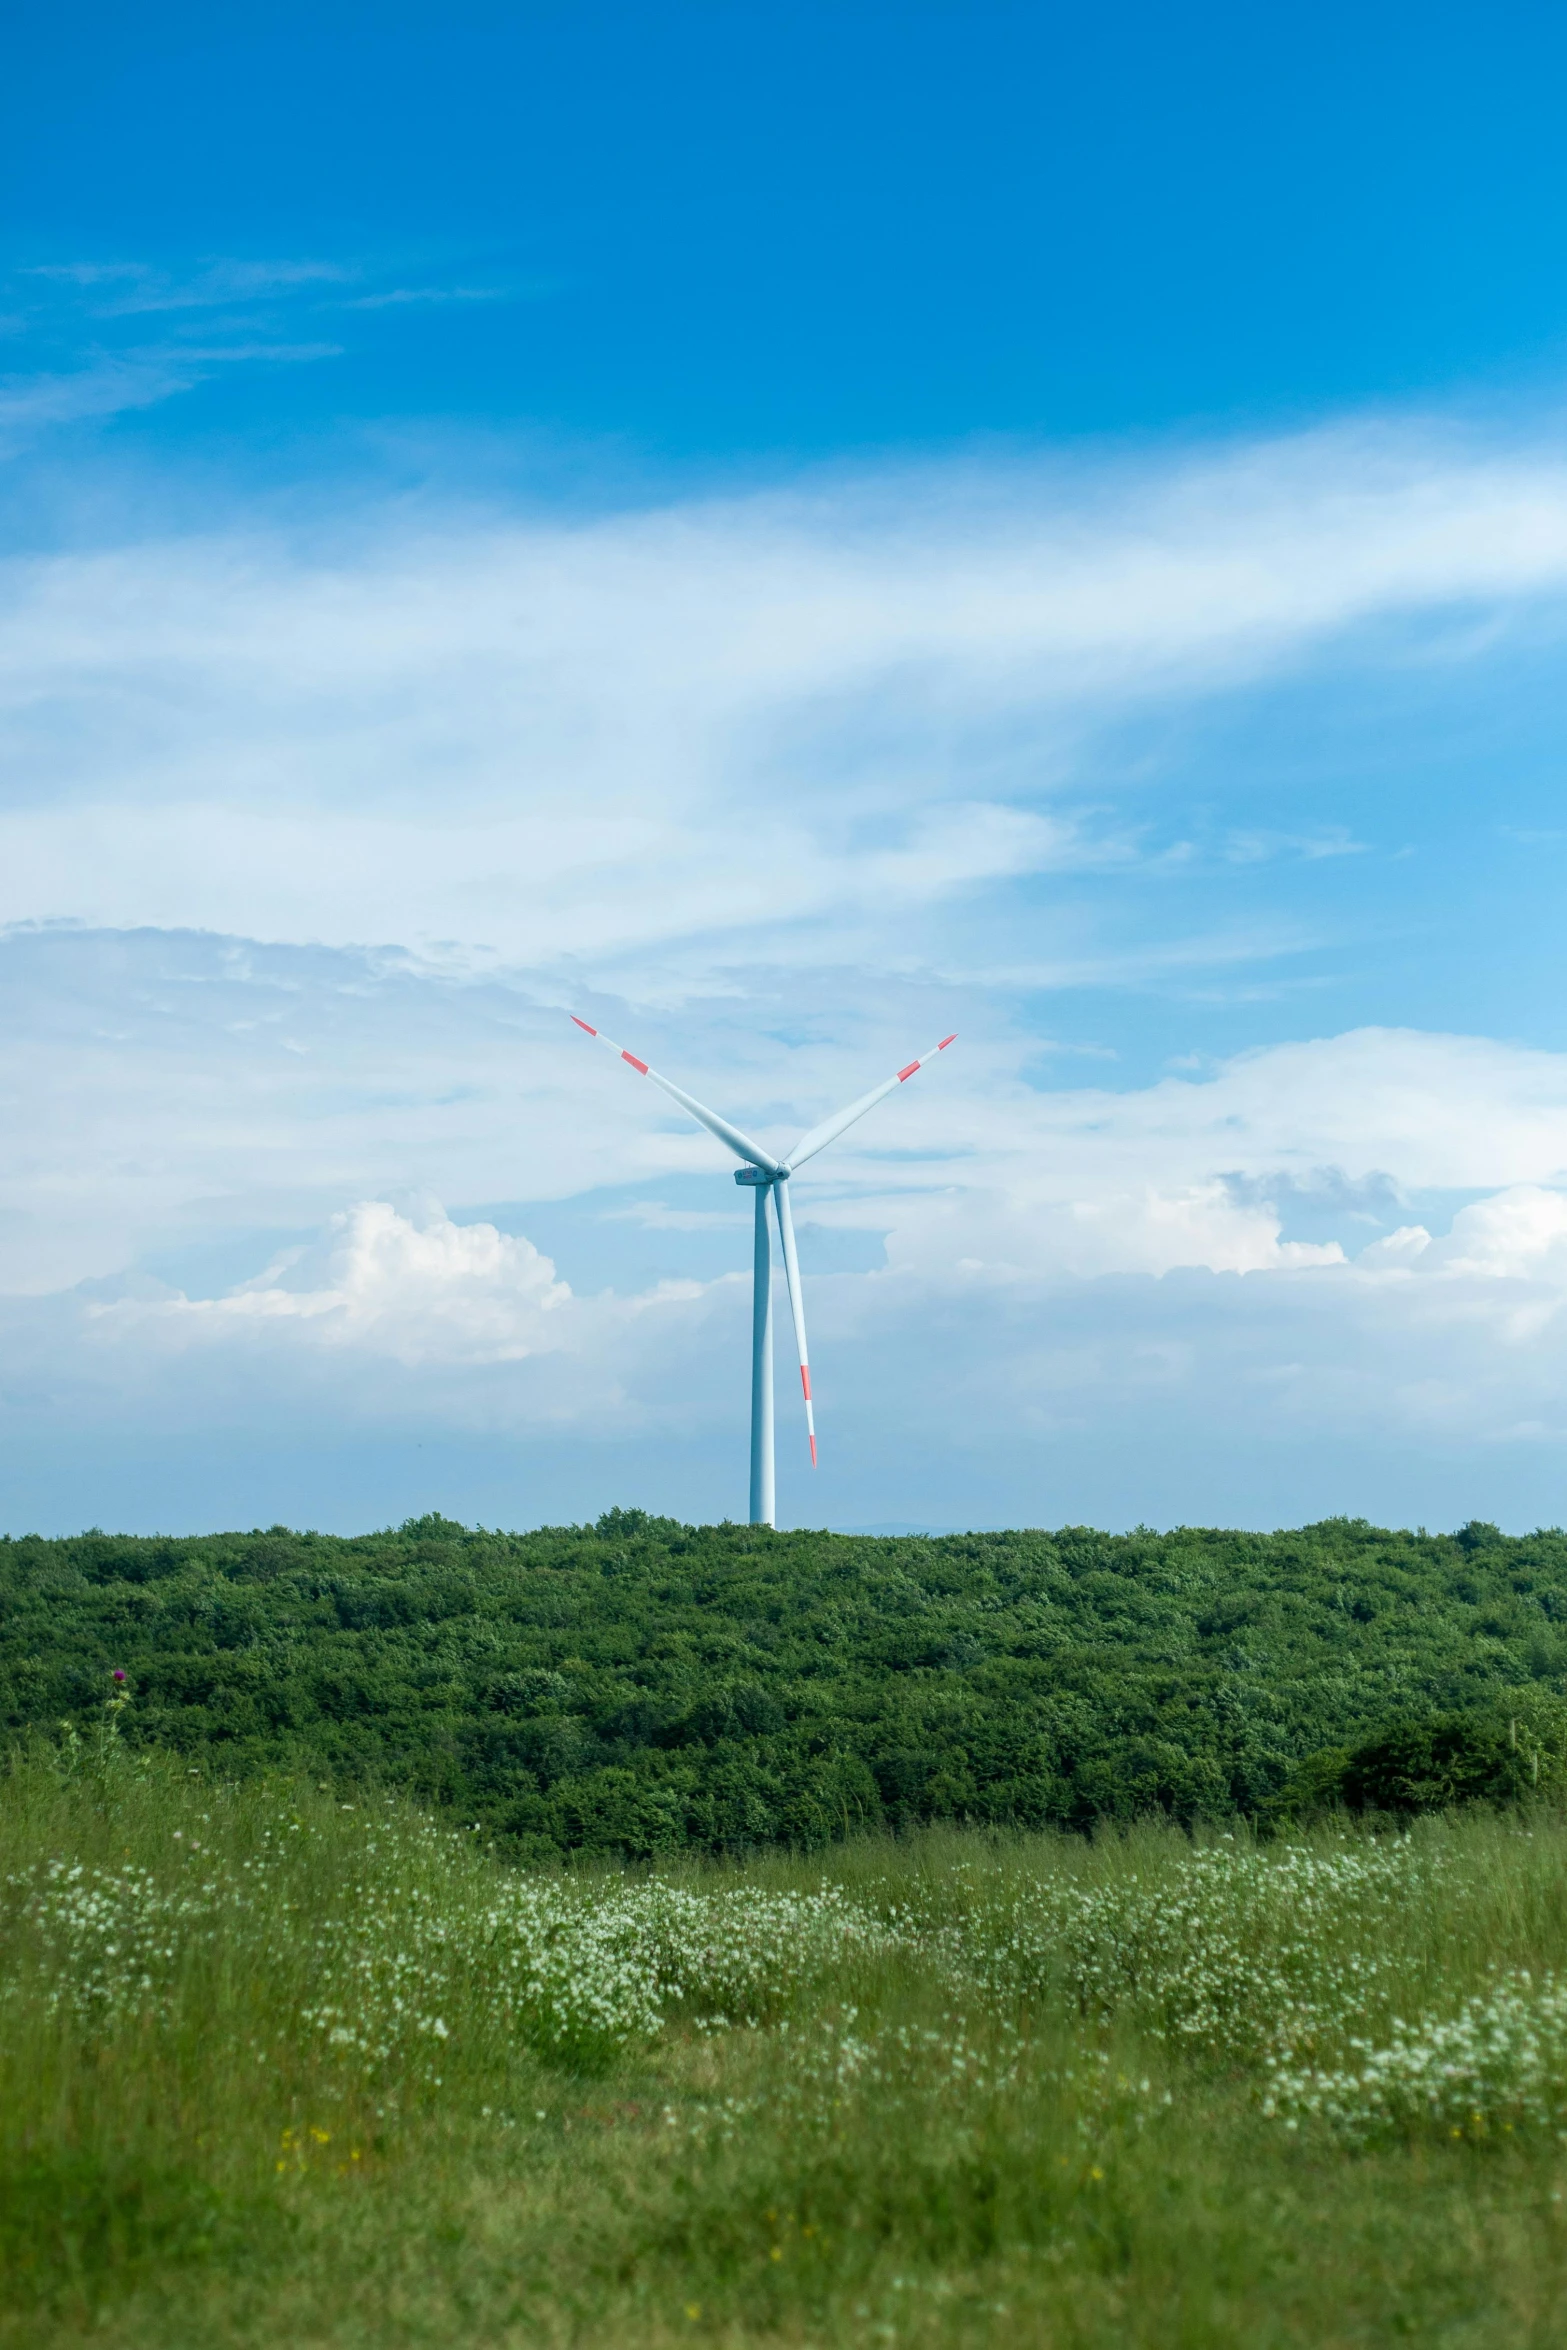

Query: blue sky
left=7, top=0, right=1567, bottom=1535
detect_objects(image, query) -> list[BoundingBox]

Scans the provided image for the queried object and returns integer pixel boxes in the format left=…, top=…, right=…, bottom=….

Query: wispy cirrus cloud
left=0, top=411, right=1564, bottom=980
left=0, top=356, right=198, bottom=437
left=0, top=249, right=534, bottom=454
left=0, top=344, right=343, bottom=455
left=343, top=283, right=527, bottom=311
left=24, top=257, right=359, bottom=315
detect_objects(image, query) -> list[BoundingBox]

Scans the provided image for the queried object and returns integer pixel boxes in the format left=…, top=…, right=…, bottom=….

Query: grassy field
left=8, top=1727, right=1567, bottom=2345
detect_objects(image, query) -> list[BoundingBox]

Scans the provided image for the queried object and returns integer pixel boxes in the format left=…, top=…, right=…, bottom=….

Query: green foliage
left=7, top=1512, right=1567, bottom=1855
left=1284, top=1686, right=1567, bottom=1817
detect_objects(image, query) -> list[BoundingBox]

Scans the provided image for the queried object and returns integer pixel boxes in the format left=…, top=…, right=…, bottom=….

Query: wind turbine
left=570, top=1016, right=957, bottom=1526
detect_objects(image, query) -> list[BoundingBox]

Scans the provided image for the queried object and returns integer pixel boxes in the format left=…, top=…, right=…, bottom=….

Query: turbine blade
left=570, top=1015, right=781, bottom=1173
left=773, top=1180, right=817, bottom=1467
left=783, top=1034, right=957, bottom=1173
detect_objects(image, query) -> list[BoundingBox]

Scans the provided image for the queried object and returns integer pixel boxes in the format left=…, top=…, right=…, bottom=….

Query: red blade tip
left=571, top=1015, right=597, bottom=1034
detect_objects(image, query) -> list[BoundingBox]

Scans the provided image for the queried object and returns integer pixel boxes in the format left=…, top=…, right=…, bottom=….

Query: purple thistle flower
left=111, top=1668, right=127, bottom=1684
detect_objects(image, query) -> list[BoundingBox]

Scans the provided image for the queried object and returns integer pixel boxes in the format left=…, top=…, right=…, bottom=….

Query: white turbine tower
left=570, top=1016, right=957, bottom=1526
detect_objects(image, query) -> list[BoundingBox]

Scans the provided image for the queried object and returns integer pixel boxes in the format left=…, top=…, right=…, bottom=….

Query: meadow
left=7, top=1720, right=1567, bottom=2347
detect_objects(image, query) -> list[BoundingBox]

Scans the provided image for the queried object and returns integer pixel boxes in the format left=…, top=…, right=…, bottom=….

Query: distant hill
left=3, top=1510, right=1564, bottom=1856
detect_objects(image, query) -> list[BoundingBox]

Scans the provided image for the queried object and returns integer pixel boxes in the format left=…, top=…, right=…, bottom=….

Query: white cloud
left=30, top=1026, right=1567, bottom=1409
left=131, top=1198, right=574, bottom=1365
left=10, top=995, right=1567, bottom=1526
left=15, top=1171, right=1567, bottom=1516
left=84, top=260, right=359, bottom=316
left=0, top=358, right=204, bottom=441
left=8, top=404, right=1567, bottom=1526
left=6, top=920, right=1567, bottom=1304
left=1424, top=1186, right=1567, bottom=1282
left=344, top=285, right=514, bottom=310
left=2, top=417, right=1567, bottom=975
left=66, top=1195, right=728, bottom=1446
left=793, top=1027, right=1567, bottom=1296
left=0, top=345, right=340, bottom=454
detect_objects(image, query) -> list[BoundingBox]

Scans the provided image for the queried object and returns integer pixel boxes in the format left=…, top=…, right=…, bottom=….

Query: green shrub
left=1279, top=1689, right=1567, bottom=1818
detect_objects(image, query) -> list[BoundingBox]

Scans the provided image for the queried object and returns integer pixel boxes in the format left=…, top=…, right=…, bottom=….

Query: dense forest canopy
left=3, top=1511, right=1565, bottom=1855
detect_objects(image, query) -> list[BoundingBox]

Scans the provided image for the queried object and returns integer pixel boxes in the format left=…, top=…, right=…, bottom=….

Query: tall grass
left=6, top=1724, right=1567, bottom=2344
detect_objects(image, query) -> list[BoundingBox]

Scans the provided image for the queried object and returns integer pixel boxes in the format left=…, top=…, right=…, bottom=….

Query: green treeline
left=3, top=1509, right=1566, bottom=1855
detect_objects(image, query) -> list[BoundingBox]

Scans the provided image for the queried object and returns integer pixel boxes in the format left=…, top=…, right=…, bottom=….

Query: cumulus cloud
left=54, top=1195, right=731, bottom=1453
left=130, top=1199, right=575, bottom=1365
left=7, top=1170, right=1564, bottom=1541
left=1425, top=1186, right=1567, bottom=1281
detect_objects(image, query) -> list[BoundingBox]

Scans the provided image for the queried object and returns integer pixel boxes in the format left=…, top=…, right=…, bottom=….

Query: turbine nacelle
left=570, top=1016, right=956, bottom=1523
